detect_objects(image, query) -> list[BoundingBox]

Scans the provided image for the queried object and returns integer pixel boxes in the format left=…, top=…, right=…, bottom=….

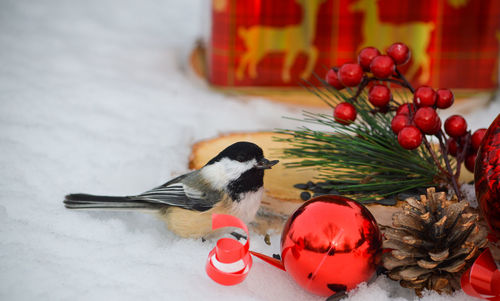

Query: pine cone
left=382, top=187, right=488, bottom=295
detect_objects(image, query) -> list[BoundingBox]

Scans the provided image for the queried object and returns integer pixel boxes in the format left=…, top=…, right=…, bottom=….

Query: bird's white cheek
left=230, top=187, right=264, bottom=224
left=200, top=158, right=256, bottom=190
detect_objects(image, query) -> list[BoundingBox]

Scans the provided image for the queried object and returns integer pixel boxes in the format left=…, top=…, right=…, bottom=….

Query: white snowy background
left=0, top=0, right=498, bottom=300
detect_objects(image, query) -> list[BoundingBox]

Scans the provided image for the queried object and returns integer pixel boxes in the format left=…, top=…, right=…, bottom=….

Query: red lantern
left=475, top=114, right=500, bottom=243
left=280, top=195, right=382, bottom=296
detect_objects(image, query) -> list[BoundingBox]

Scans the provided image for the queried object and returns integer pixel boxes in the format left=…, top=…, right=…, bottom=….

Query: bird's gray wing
left=132, top=172, right=220, bottom=212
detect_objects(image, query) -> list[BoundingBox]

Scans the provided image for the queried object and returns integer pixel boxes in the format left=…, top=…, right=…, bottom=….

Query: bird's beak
left=255, top=158, right=279, bottom=169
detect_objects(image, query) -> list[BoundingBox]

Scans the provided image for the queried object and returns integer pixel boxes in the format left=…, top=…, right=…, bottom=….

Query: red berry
left=444, top=115, right=468, bottom=138
left=471, top=128, right=487, bottom=151
left=414, top=86, right=437, bottom=107
left=357, top=47, right=381, bottom=71
left=370, top=55, right=395, bottom=79
left=368, top=85, right=391, bottom=107
left=447, top=138, right=458, bottom=157
left=334, top=102, right=357, bottom=125
left=391, top=114, right=411, bottom=134
left=414, top=107, right=439, bottom=134
left=338, top=63, right=364, bottom=87
left=396, top=103, right=414, bottom=115
left=398, top=126, right=423, bottom=150
left=325, top=68, right=345, bottom=90
left=436, top=88, right=454, bottom=109
left=428, top=117, right=442, bottom=135
left=387, top=43, right=411, bottom=65
left=465, top=153, right=477, bottom=172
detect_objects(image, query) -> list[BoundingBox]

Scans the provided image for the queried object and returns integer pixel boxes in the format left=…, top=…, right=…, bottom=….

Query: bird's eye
left=236, top=154, right=245, bottom=162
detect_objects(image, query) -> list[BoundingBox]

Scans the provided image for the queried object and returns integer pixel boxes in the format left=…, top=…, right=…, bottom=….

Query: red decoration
left=398, top=126, right=423, bottom=150
left=326, top=69, right=345, bottom=90
left=445, top=115, right=468, bottom=138
left=358, top=47, right=381, bottom=71
left=447, top=138, right=458, bottom=157
left=414, top=86, right=437, bottom=107
left=338, top=63, right=364, bottom=87
left=205, top=214, right=253, bottom=286
left=370, top=55, right=395, bottom=79
left=280, top=195, right=382, bottom=296
left=208, top=0, right=500, bottom=89
left=461, top=248, right=500, bottom=301
left=436, top=88, right=454, bottom=109
left=396, top=103, right=414, bottom=115
left=206, top=196, right=382, bottom=297
left=414, top=107, right=439, bottom=134
left=334, top=102, right=357, bottom=125
left=472, top=128, right=488, bottom=152
left=391, top=114, right=411, bottom=134
left=387, top=42, right=411, bottom=65
left=475, top=114, right=500, bottom=243
left=368, top=85, right=391, bottom=107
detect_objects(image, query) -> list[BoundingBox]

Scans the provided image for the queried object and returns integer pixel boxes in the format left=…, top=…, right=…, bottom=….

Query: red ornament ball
left=391, top=114, right=411, bottom=134
left=475, top=114, right=500, bottom=242
left=358, top=47, right=381, bottom=71
left=436, top=88, right=454, bottom=109
left=414, top=86, right=437, bottom=107
left=280, top=195, right=382, bottom=297
left=369, top=55, right=395, bottom=79
left=414, top=107, right=439, bottom=134
left=387, top=42, right=411, bottom=65
left=447, top=138, right=459, bottom=157
left=368, top=85, right=391, bottom=107
left=398, top=126, right=423, bottom=150
left=338, top=63, right=364, bottom=87
left=325, top=69, right=345, bottom=90
left=444, top=115, right=468, bottom=138
left=334, top=102, right=357, bottom=125
left=465, top=153, right=477, bottom=172
left=471, top=128, right=487, bottom=152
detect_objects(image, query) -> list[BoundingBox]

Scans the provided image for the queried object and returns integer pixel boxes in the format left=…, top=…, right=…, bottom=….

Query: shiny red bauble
left=391, top=114, right=411, bottom=134
left=436, top=88, right=454, bottom=109
left=358, top=47, right=381, bottom=71
left=414, top=86, right=437, bottom=107
left=369, top=55, right=395, bottom=79
left=387, top=43, right=411, bottom=65
left=398, top=126, right=423, bottom=150
left=334, top=102, right=357, bottom=125
left=368, top=85, right=391, bottom=107
left=338, top=63, right=364, bottom=87
left=325, top=68, right=345, bottom=90
left=414, top=107, right=439, bottom=134
left=445, top=115, right=468, bottom=138
left=471, top=128, right=487, bottom=152
left=475, top=114, right=500, bottom=242
left=280, top=195, right=382, bottom=297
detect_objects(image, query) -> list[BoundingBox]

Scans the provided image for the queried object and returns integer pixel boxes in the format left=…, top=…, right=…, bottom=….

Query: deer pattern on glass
left=350, top=0, right=434, bottom=84
left=236, top=0, right=326, bottom=83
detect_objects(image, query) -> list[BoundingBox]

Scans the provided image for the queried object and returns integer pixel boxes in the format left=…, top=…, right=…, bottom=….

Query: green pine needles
left=276, top=80, right=451, bottom=203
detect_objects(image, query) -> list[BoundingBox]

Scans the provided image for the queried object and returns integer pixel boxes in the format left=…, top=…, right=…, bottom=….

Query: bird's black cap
left=205, top=141, right=264, bottom=166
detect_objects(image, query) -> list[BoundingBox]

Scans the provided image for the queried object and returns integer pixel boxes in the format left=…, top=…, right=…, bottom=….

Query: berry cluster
left=325, top=42, right=486, bottom=197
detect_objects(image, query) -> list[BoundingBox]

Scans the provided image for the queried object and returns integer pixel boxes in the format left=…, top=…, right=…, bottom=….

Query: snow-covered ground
left=0, top=0, right=498, bottom=300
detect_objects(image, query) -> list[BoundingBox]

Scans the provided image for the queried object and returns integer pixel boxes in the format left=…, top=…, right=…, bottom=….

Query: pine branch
left=275, top=80, right=449, bottom=203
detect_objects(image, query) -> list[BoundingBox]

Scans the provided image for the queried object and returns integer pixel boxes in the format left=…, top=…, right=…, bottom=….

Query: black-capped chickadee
left=64, top=141, right=279, bottom=238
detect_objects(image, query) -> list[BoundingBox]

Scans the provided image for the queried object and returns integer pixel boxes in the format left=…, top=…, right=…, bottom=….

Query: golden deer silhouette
left=350, top=0, right=434, bottom=84
left=236, top=0, right=325, bottom=82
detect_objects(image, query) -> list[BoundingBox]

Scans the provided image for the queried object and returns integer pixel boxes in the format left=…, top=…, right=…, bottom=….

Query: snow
left=0, top=0, right=497, bottom=300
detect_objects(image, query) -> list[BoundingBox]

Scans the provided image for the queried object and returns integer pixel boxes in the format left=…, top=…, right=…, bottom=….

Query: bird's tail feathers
left=64, top=193, right=161, bottom=210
